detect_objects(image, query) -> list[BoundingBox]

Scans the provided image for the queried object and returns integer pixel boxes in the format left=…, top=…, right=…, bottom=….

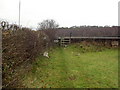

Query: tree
left=37, top=19, right=59, bottom=30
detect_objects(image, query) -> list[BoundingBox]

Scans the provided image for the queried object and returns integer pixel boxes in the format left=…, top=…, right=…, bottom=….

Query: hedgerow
left=2, top=28, right=49, bottom=87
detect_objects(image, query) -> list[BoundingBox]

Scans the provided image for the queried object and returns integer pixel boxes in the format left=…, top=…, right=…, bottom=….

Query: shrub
left=2, top=28, right=49, bottom=87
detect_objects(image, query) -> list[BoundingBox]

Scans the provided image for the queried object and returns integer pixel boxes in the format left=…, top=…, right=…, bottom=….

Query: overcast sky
left=0, top=0, right=119, bottom=29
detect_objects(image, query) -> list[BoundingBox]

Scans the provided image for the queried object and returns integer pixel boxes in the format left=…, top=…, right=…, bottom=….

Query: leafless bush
left=42, top=29, right=57, bottom=45
left=0, top=21, right=20, bottom=31
left=2, top=28, right=48, bottom=87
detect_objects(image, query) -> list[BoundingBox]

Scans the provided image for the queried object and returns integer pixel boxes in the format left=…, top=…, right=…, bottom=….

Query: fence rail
left=59, top=37, right=120, bottom=39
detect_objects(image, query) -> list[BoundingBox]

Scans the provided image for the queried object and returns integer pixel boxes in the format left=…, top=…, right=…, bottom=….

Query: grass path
left=21, top=44, right=118, bottom=88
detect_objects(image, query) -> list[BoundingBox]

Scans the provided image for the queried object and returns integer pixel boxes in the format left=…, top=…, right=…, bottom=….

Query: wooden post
left=70, top=32, right=72, bottom=44
left=60, top=37, right=64, bottom=46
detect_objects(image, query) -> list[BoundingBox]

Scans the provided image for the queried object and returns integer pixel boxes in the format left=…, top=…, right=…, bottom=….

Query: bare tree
left=37, top=19, right=59, bottom=30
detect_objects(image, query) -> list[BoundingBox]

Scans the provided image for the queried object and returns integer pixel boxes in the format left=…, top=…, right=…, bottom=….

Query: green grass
left=21, top=44, right=118, bottom=88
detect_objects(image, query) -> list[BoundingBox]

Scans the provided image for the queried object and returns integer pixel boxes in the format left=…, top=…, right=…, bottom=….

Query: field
left=20, top=44, right=118, bottom=88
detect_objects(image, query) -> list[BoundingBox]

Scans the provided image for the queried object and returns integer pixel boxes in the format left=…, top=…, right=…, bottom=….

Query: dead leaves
left=68, top=75, right=76, bottom=81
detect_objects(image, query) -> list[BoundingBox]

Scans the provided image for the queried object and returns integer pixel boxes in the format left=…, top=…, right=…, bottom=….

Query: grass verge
left=20, top=44, right=118, bottom=88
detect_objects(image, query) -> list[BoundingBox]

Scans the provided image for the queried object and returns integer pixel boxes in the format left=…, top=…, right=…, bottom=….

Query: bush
left=2, top=28, right=49, bottom=87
